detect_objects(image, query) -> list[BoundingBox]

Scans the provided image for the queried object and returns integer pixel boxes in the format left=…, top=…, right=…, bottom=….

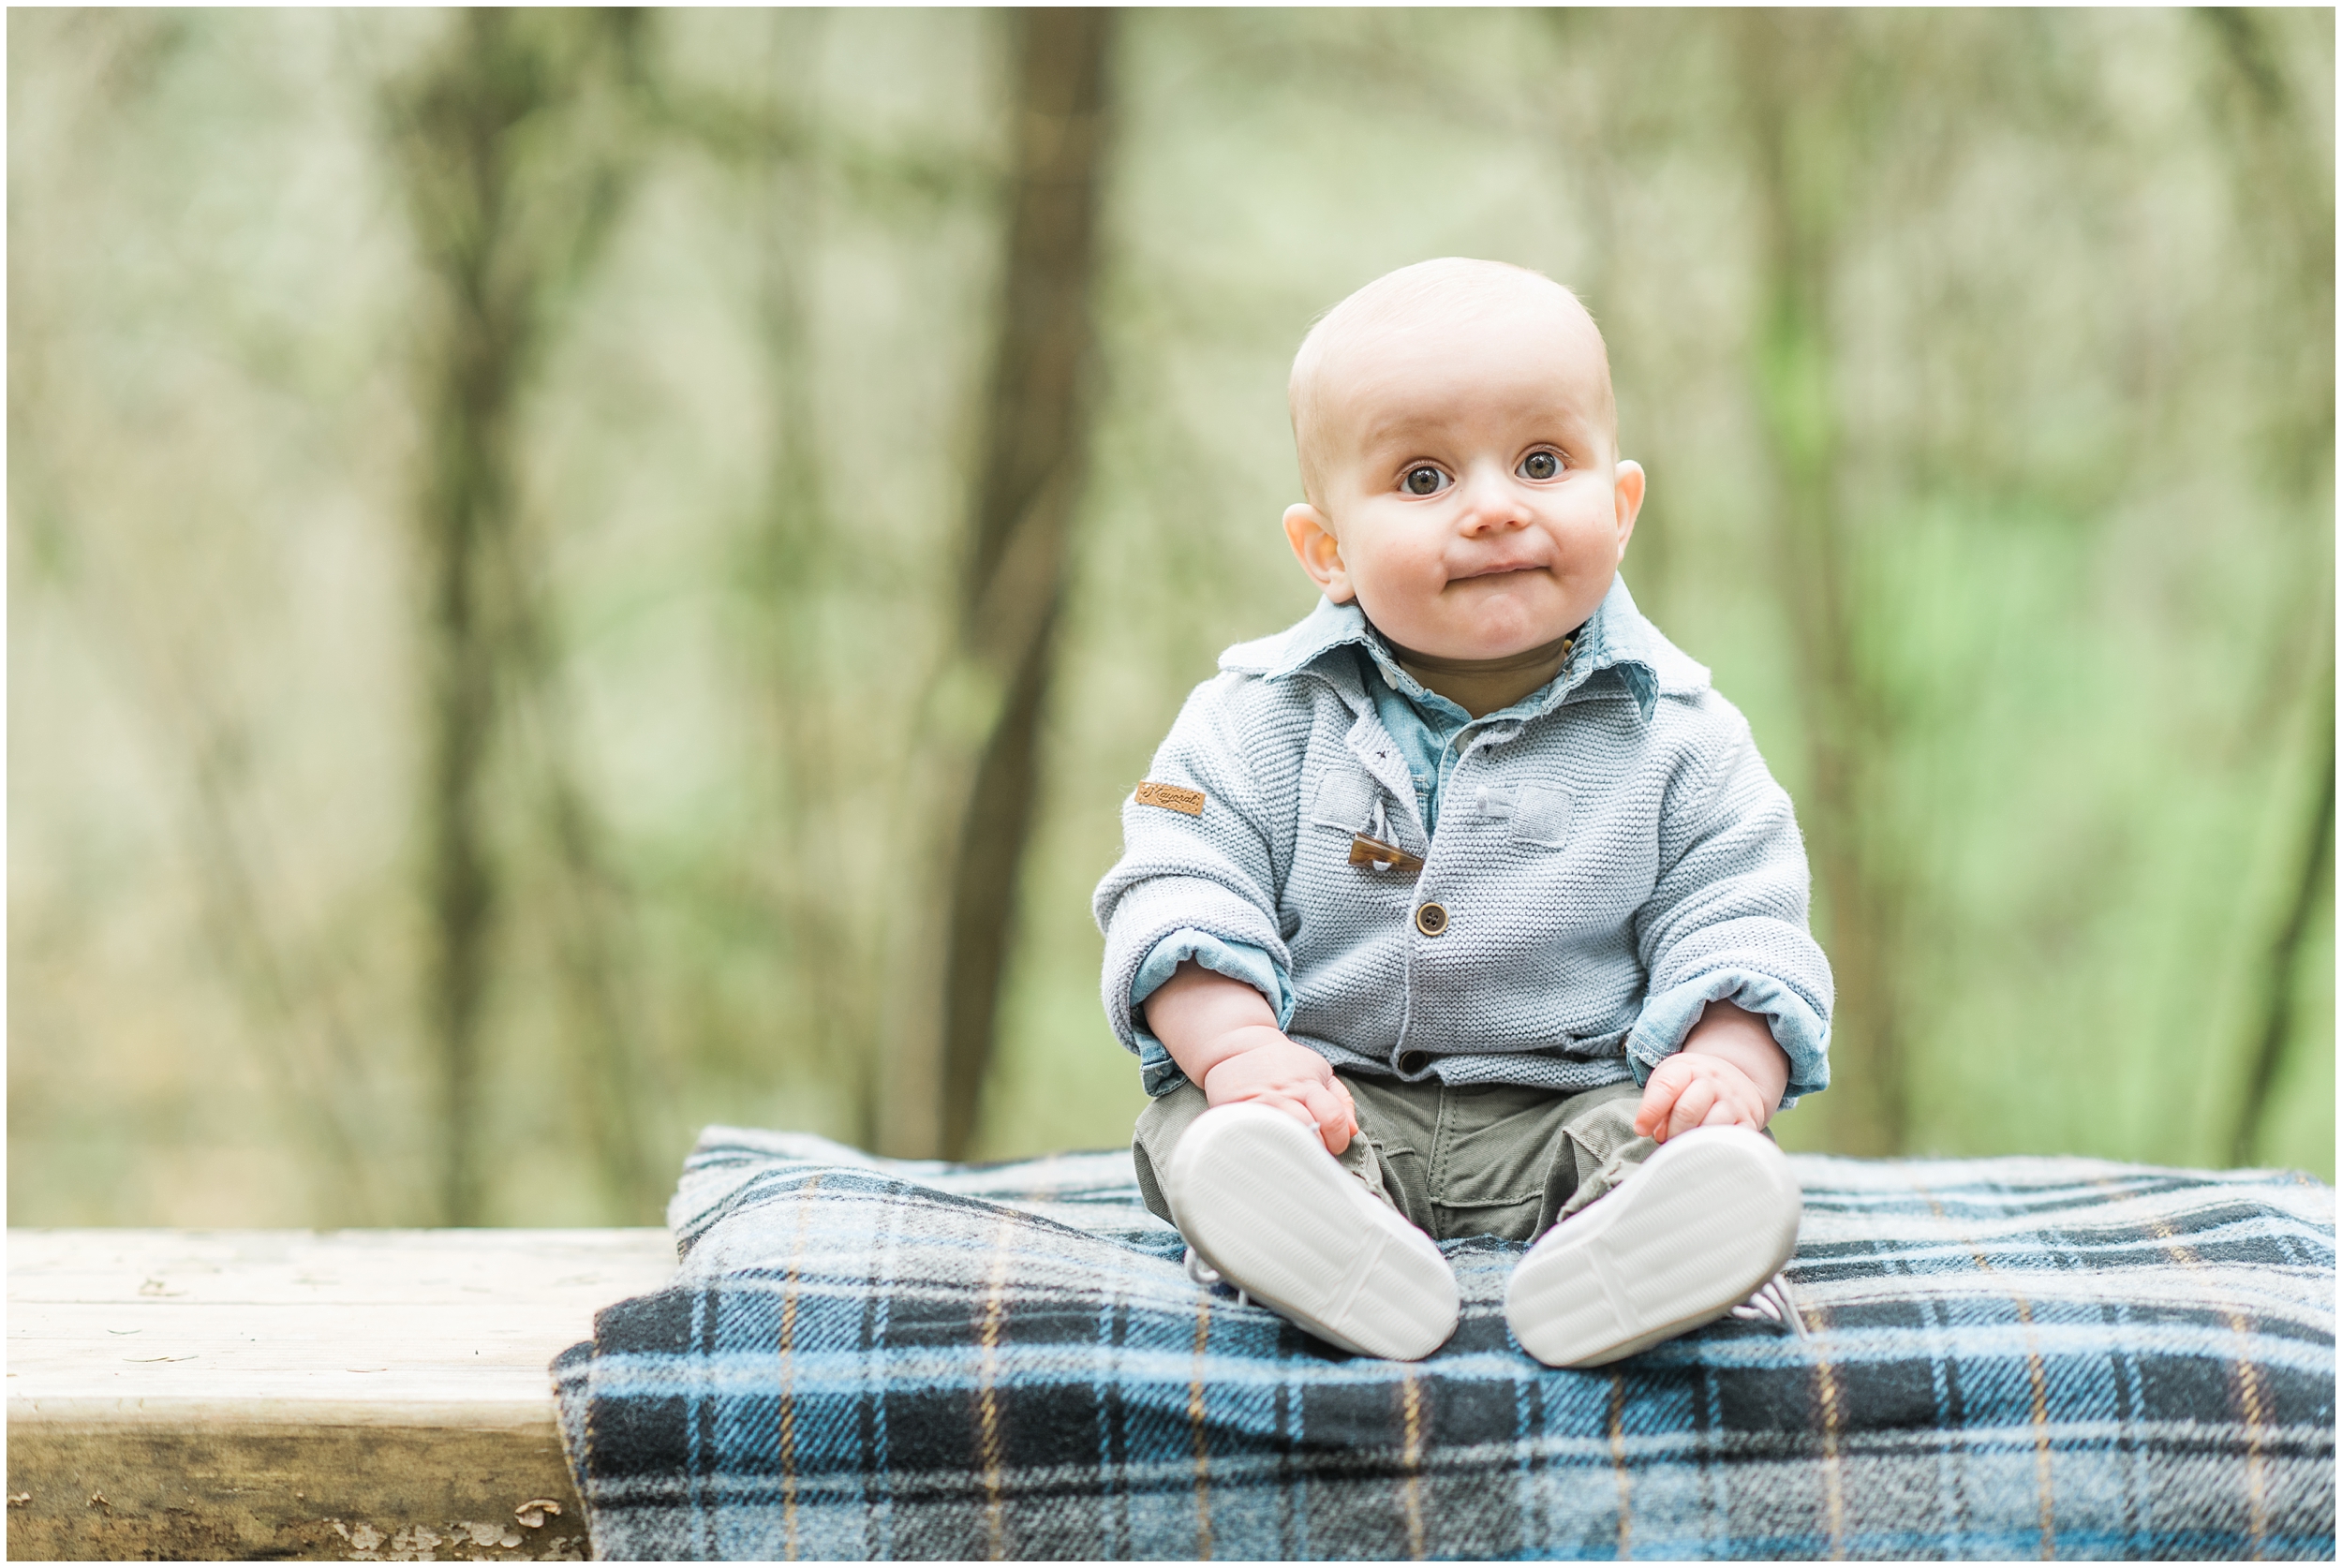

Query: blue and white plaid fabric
left=555, top=1128, right=2335, bottom=1561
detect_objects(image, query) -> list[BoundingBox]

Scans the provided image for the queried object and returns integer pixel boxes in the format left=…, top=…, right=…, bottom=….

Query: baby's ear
left=1282, top=503, right=1353, bottom=601
left=1610, top=460, right=1646, bottom=559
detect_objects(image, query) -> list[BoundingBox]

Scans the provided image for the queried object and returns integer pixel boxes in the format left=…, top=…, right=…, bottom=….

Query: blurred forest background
left=9, top=8, right=2333, bottom=1227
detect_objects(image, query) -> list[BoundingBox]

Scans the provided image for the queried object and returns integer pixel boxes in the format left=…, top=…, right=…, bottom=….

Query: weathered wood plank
left=7, top=1228, right=675, bottom=1561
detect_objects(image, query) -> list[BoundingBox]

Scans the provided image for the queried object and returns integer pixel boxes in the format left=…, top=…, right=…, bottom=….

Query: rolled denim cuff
left=1626, top=969, right=1831, bottom=1109
left=1128, top=929, right=1295, bottom=1097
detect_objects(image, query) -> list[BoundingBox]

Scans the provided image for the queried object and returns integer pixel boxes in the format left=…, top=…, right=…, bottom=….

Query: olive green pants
left=1132, top=1072, right=1655, bottom=1246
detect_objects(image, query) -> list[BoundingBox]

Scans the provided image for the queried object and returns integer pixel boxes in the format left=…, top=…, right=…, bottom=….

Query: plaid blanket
left=554, top=1128, right=2335, bottom=1561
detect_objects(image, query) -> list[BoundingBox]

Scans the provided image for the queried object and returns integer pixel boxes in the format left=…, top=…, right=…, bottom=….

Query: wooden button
left=1414, top=902, right=1448, bottom=938
left=1396, top=1049, right=1430, bottom=1075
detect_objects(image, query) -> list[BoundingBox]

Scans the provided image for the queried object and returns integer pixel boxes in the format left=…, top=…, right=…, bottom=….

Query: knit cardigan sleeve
left=1092, top=672, right=1297, bottom=1076
left=1624, top=690, right=1836, bottom=1104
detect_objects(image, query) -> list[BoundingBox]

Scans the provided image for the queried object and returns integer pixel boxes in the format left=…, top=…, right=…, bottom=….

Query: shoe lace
left=1183, top=1246, right=1251, bottom=1309
left=1727, top=1273, right=1805, bottom=1338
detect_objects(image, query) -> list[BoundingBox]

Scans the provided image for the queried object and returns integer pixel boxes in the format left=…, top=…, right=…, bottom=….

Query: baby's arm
left=1143, top=961, right=1358, bottom=1156
left=1633, top=1000, right=1789, bottom=1143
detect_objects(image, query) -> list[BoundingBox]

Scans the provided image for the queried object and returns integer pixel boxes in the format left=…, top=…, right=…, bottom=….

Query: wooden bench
left=7, top=1228, right=675, bottom=1561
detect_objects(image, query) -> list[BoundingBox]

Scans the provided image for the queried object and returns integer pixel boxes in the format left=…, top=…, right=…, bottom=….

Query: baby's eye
left=1519, top=450, right=1562, bottom=481
left=1402, top=466, right=1449, bottom=496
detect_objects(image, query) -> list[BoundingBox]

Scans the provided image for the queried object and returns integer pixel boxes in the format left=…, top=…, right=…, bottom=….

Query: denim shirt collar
left=1218, top=575, right=1707, bottom=724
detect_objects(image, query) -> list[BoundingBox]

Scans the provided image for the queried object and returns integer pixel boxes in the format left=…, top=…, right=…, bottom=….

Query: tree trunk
left=390, top=10, right=647, bottom=1221
left=2197, top=7, right=2338, bottom=1165
left=743, top=12, right=887, bottom=1146
left=880, top=8, right=1116, bottom=1160
left=1735, top=11, right=1911, bottom=1156
left=396, top=10, right=535, bottom=1224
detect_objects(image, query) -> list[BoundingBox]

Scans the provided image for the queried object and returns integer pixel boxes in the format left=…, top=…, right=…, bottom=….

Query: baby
left=1092, top=259, right=1832, bottom=1366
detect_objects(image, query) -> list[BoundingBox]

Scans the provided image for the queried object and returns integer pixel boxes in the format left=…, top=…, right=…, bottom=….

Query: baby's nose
left=1457, top=475, right=1531, bottom=527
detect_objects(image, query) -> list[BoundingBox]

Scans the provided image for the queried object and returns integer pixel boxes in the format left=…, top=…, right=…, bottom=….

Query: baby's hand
left=1145, top=962, right=1358, bottom=1156
left=1634, top=1052, right=1771, bottom=1144
left=1201, top=1034, right=1359, bottom=1157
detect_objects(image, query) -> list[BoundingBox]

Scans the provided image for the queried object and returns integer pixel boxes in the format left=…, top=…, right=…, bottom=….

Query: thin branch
left=2232, top=644, right=2335, bottom=1165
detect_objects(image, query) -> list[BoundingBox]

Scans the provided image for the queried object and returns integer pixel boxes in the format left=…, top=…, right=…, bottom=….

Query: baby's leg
left=1129, top=1082, right=1459, bottom=1360
left=1545, top=1080, right=1658, bottom=1228
left=1506, top=1094, right=1801, bottom=1368
left=1130, top=1078, right=1398, bottom=1223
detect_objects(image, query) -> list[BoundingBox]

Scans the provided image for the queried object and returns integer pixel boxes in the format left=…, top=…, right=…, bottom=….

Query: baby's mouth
left=1454, top=562, right=1547, bottom=584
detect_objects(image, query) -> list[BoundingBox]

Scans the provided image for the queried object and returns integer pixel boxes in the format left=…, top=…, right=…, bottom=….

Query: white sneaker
left=1164, top=1102, right=1460, bottom=1361
left=1505, top=1125, right=1801, bottom=1368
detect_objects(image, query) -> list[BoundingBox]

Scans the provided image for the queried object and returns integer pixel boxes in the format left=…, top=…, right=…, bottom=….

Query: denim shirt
left=1101, top=578, right=1833, bottom=1107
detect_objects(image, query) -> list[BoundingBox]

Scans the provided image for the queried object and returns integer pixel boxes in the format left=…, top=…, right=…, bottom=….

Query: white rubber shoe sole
left=1505, top=1125, right=1801, bottom=1368
left=1164, top=1102, right=1460, bottom=1361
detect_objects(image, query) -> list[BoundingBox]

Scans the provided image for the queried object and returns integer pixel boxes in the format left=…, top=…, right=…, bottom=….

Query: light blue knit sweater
left=1092, top=578, right=1834, bottom=1105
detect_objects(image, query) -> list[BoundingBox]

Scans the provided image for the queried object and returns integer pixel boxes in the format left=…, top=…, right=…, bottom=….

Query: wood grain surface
left=7, top=1228, right=675, bottom=1561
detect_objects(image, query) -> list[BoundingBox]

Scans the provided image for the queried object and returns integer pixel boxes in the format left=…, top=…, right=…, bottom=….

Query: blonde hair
left=1288, top=259, right=1615, bottom=503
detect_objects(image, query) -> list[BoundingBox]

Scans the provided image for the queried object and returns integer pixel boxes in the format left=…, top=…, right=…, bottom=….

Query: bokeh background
left=10, top=7, right=2333, bottom=1227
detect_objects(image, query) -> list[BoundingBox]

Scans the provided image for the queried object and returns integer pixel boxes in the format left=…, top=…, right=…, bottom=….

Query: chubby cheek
left=1536, top=502, right=1613, bottom=573
left=1533, top=518, right=1626, bottom=614
left=1344, top=542, right=1447, bottom=627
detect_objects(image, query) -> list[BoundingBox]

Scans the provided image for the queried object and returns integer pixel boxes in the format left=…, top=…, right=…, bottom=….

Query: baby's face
left=1283, top=301, right=1643, bottom=661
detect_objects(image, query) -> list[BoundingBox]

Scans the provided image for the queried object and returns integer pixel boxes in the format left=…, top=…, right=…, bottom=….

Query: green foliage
left=7, top=9, right=2331, bottom=1225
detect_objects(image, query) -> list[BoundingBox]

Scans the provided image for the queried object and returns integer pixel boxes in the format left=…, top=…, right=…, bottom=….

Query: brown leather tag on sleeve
left=1134, top=781, right=1206, bottom=816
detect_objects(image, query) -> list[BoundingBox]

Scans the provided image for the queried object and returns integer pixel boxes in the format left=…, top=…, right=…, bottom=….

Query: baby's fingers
left=1665, top=1078, right=1720, bottom=1141
left=1303, top=1080, right=1356, bottom=1155
left=1700, top=1096, right=1745, bottom=1129
left=1247, top=1088, right=1321, bottom=1136
left=1634, top=1061, right=1692, bottom=1139
left=1632, top=1085, right=1676, bottom=1141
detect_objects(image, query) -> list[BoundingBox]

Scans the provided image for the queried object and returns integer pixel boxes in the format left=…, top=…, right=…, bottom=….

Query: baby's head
left=1282, top=259, right=1645, bottom=661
